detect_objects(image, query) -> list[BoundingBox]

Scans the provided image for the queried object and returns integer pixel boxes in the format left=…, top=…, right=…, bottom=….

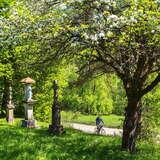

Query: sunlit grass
left=61, top=111, right=123, bottom=128
left=0, top=119, right=160, bottom=160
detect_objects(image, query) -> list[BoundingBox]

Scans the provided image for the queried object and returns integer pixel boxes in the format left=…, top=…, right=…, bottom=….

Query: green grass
left=61, top=111, right=123, bottom=128
left=0, top=119, right=160, bottom=160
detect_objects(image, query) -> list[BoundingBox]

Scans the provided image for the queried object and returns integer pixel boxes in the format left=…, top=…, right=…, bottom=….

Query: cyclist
left=96, top=116, right=104, bottom=133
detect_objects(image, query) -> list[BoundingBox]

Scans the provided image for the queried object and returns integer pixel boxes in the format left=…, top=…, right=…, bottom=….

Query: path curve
left=71, top=123, right=123, bottom=136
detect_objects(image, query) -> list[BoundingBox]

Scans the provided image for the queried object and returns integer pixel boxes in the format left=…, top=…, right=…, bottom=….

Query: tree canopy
left=28, top=0, right=160, bottom=152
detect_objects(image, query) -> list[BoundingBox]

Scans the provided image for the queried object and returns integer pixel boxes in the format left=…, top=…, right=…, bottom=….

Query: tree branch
left=141, top=73, right=160, bottom=96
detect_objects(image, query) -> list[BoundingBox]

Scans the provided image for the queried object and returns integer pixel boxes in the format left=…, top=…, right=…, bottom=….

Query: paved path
left=71, top=123, right=123, bottom=136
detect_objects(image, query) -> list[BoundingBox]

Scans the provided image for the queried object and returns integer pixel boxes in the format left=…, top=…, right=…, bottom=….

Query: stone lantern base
left=49, top=125, right=64, bottom=135
left=22, top=119, right=36, bottom=128
left=21, top=100, right=37, bottom=128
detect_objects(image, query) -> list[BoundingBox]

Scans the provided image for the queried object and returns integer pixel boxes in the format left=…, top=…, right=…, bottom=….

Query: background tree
left=63, top=75, right=113, bottom=114
left=0, top=1, right=40, bottom=116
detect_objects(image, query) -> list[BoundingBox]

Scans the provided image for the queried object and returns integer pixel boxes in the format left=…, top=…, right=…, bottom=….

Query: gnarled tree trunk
left=122, top=97, right=142, bottom=153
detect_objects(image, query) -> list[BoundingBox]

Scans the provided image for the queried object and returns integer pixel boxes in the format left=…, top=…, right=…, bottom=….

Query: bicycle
left=94, top=125, right=106, bottom=135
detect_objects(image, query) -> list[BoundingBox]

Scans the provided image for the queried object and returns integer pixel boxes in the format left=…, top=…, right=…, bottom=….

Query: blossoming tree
left=40, top=0, right=160, bottom=152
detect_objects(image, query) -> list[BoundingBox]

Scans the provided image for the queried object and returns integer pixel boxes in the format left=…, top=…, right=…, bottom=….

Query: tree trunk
left=1, top=78, right=10, bottom=117
left=122, top=97, right=142, bottom=153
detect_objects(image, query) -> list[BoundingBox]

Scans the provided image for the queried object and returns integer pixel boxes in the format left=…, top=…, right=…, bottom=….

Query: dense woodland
left=0, top=0, right=160, bottom=153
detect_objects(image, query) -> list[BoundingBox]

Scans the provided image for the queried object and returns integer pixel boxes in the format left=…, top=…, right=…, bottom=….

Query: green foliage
left=140, top=105, right=160, bottom=142
left=34, top=63, right=113, bottom=120
left=143, top=84, right=160, bottom=108
left=0, top=0, right=14, bottom=17
left=63, top=76, right=114, bottom=115
left=34, top=62, right=77, bottom=122
left=0, top=63, right=13, bottom=78
left=108, top=75, right=126, bottom=115
left=140, top=84, right=160, bottom=141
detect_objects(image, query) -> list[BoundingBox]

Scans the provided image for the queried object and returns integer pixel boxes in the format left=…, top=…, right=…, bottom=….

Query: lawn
left=0, top=119, right=160, bottom=160
left=61, top=111, right=123, bottom=128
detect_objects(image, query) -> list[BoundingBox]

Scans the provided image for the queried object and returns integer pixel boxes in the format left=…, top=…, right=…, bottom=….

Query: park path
left=70, top=123, right=123, bottom=136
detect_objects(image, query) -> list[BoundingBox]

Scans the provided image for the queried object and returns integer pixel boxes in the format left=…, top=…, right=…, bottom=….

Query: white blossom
left=90, top=34, right=98, bottom=41
left=130, top=16, right=137, bottom=23
left=100, top=0, right=112, bottom=2
left=107, top=15, right=118, bottom=22
left=98, top=31, right=105, bottom=38
left=151, top=30, right=155, bottom=33
left=59, top=3, right=67, bottom=10
left=93, top=1, right=100, bottom=6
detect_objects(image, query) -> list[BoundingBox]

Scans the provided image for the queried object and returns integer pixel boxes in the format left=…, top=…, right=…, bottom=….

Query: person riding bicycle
left=96, top=116, right=104, bottom=133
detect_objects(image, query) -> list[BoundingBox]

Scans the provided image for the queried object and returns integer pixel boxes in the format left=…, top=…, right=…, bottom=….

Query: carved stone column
left=6, top=82, right=15, bottom=123
left=49, top=80, right=64, bottom=134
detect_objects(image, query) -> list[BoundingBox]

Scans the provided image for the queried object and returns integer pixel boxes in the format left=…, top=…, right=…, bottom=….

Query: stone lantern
left=20, top=77, right=37, bottom=128
left=6, top=83, right=15, bottom=123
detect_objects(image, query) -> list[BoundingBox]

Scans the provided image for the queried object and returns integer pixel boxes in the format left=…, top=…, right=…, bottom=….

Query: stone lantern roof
left=20, top=77, right=35, bottom=84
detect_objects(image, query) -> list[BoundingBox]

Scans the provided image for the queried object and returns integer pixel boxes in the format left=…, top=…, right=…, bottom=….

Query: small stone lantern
left=20, top=77, right=37, bottom=128
left=6, top=83, right=15, bottom=123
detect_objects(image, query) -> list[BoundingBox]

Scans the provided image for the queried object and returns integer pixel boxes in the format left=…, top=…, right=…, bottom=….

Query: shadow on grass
left=0, top=122, right=159, bottom=160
